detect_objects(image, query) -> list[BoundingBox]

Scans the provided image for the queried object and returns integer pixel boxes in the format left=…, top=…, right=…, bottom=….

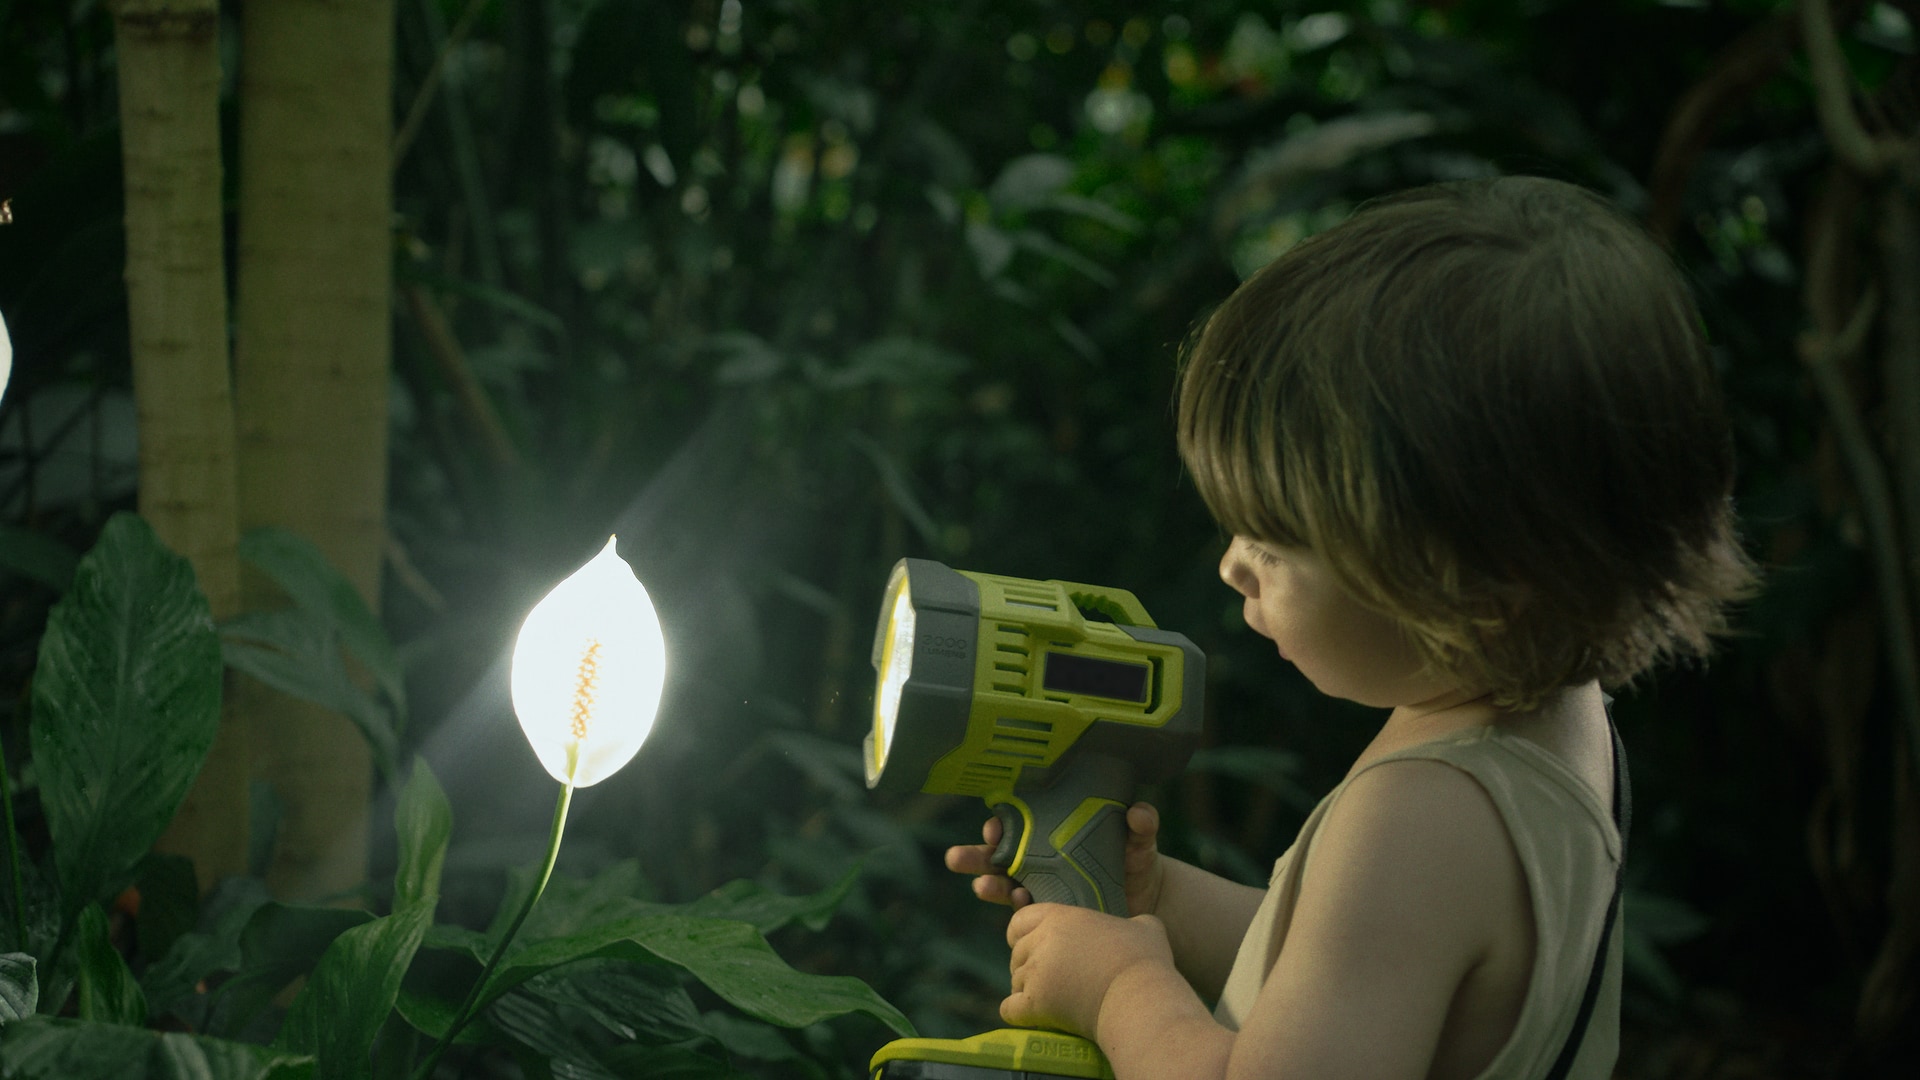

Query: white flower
left=2, top=309, right=12, bottom=405
left=510, top=536, right=667, bottom=786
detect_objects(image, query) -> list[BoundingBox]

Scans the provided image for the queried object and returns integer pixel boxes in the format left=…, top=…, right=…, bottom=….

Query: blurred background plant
left=2, top=0, right=1917, bottom=1076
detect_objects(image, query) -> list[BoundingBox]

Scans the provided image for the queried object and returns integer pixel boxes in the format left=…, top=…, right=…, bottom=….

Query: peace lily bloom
left=418, top=535, right=665, bottom=1078
left=510, top=535, right=667, bottom=786
left=2, top=308, right=12, bottom=405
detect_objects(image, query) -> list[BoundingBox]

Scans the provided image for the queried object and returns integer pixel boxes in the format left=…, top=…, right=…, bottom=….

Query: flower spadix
left=510, top=536, right=665, bottom=787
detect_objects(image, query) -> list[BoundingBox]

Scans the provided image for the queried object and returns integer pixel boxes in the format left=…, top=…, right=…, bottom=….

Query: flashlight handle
left=988, top=793, right=1130, bottom=915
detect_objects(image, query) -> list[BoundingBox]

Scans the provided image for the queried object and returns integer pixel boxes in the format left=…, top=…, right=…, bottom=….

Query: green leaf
left=220, top=611, right=400, bottom=786
left=204, top=902, right=373, bottom=1036
left=272, top=901, right=434, bottom=1076
left=0, top=525, right=77, bottom=592
left=30, top=513, right=223, bottom=913
left=707, top=331, right=786, bottom=384
left=1622, top=925, right=1684, bottom=1004
left=391, top=264, right=564, bottom=333
left=614, top=910, right=906, bottom=1030
left=593, top=1042, right=748, bottom=1079
left=75, top=904, right=145, bottom=1026
left=818, top=338, right=968, bottom=390
left=520, top=960, right=704, bottom=1045
left=965, top=220, right=1015, bottom=277
left=0, top=1017, right=316, bottom=1079
left=483, top=983, right=751, bottom=1080
left=1011, top=229, right=1116, bottom=287
left=392, top=759, right=450, bottom=910
left=664, top=863, right=860, bottom=935
left=392, top=985, right=491, bottom=1046
left=0, top=1016, right=153, bottom=1078
left=1623, top=889, right=1710, bottom=944
left=0, top=952, right=36, bottom=1023
left=699, top=1010, right=801, bottom=1062
left=153, top=1031, right=316, bottom=1080
left=1043, top=193, right=1140, bottom=233
left=235, top=527, right=406, bottom=728
left=446, top=915, right=913, bottom=1039
left=986, top=153, right=1074, bottom=212
left=481, top=989, right=600, bottom=1072
left=142, top=878, right=271, bottom=1023
left=273, top=763, right=448, bottom=1076
left=492, top=861, right=648, bottom=944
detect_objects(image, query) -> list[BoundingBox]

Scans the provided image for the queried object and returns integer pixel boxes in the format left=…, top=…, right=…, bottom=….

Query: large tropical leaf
left=75, top=904, right=144, bottom=1026
left=218, top=610, right=398, bottom=785
left=271, top=761, right=449, bottom=1077
left=0, top=1017, right=315, bottom=1079
left=0, top=953, right=35, bottom=1024
left=235, top=527, right=405, bottom=725
left=142, top=877, right=272, bottom=1021
left=390, top=758, right=450, bottom=911
left=652, top=863, right=860, bottom=935
left=270, top=904, right=433, bottom=1076
left=29, top=513, right=222, bottom=913
left=423, top=914, right=912, bottom=1039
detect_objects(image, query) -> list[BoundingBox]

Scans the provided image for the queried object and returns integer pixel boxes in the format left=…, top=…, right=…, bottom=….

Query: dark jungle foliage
left=2, top=1, right=1916, bottom=1076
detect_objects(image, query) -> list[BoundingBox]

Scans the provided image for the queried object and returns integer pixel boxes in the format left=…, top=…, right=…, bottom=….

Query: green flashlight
left=864, top=559, right=1205, bottom=1080
left=866, top=558, right=1204, bottom=912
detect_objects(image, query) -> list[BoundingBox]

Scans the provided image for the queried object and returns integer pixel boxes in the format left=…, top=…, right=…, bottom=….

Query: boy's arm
left=1080, top=760, right=1519, bottom=1079
left=1150, top=855, right=1265, bottom=1002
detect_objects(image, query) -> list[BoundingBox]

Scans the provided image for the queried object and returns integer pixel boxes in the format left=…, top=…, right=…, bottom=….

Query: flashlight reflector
left=872, top=574, right=916, bottom=776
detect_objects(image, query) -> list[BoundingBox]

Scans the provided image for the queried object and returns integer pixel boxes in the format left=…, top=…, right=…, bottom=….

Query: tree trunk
left=111, top=0, right=250, bottom=890
left=233, top=0, right=395, bottom=903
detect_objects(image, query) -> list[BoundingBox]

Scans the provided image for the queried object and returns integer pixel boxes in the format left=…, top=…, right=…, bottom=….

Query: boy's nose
left=1219, top=538, right=1259, bottom=598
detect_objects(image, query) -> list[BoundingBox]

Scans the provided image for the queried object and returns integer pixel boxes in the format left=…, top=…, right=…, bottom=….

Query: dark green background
left=1, top=1, right=1911, bottom=1076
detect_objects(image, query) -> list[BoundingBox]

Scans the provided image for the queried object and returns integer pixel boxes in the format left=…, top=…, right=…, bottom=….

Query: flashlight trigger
left=988, top=802, right=1024, bottom=870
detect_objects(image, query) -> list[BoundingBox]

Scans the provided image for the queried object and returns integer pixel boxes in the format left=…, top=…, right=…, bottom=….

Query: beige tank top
left=1212, top=725, right=1624, bottom=1079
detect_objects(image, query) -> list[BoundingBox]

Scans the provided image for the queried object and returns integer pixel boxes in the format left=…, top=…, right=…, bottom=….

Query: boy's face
left=1219, top=537, right=1461, bottom=709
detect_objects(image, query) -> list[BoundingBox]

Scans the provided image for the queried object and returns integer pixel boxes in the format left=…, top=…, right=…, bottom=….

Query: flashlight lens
left=874, top=580, right=916, bottom=771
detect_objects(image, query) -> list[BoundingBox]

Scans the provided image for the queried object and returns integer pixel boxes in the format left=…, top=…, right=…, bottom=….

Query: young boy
left=945, top=176, right=1754, bottom=1079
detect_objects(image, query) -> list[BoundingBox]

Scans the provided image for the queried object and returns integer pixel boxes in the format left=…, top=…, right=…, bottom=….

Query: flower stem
left=412, top=780, right=574, bottom=1080
left=0, top=732, right=27, bottom=948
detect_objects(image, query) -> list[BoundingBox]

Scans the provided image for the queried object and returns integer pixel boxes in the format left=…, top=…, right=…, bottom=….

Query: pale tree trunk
left=111, top=0, right=250, bottom=889
left=233, top=0, right=395, bottom=903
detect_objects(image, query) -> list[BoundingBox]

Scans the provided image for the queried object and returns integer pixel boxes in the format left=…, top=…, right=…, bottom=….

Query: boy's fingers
left=982, top=816, right=1004, bottom=845
left=946, top=844, right=994, bottom=874
left=971, top=873, right=1033, bottom=908
left=972, top=874, right=1018, bottom=906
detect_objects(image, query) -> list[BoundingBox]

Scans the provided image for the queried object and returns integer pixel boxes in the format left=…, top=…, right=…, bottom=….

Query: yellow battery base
left=870, top=1027, right=1114, bottom=1079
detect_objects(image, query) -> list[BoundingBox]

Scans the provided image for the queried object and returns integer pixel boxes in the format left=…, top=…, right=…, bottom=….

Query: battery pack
left=869, top=1028, right=1113, bottom=1080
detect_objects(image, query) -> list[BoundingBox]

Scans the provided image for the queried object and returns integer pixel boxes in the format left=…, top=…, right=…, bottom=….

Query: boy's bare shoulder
left=1311, top=758, right=1523, bottom=921
left=1234, top=759, right=1530, bottom=1079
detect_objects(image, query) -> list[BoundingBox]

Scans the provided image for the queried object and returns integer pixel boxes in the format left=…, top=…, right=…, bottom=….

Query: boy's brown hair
left=1177, top=175, right=1756, bottom=710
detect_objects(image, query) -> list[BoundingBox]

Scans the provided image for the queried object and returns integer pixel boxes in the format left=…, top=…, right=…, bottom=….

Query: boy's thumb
left=1126, top=802, right=1159, bottom=839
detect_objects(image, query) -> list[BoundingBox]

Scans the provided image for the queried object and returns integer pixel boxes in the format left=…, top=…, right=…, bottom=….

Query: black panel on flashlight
left=1042, top=652, right=1150, bottom=702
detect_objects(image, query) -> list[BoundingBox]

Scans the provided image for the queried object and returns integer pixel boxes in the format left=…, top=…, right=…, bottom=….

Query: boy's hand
left=1001, top=903, right=1176, bottom=1038
left=944, top=802, right=1166, bottom=915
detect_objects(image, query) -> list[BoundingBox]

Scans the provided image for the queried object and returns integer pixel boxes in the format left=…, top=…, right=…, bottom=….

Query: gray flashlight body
left=987, top=748, right=1134, bottom=914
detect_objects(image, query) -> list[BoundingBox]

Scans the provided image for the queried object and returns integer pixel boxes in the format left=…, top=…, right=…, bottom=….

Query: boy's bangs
left=1177, top=330, right=1316, bottom=549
